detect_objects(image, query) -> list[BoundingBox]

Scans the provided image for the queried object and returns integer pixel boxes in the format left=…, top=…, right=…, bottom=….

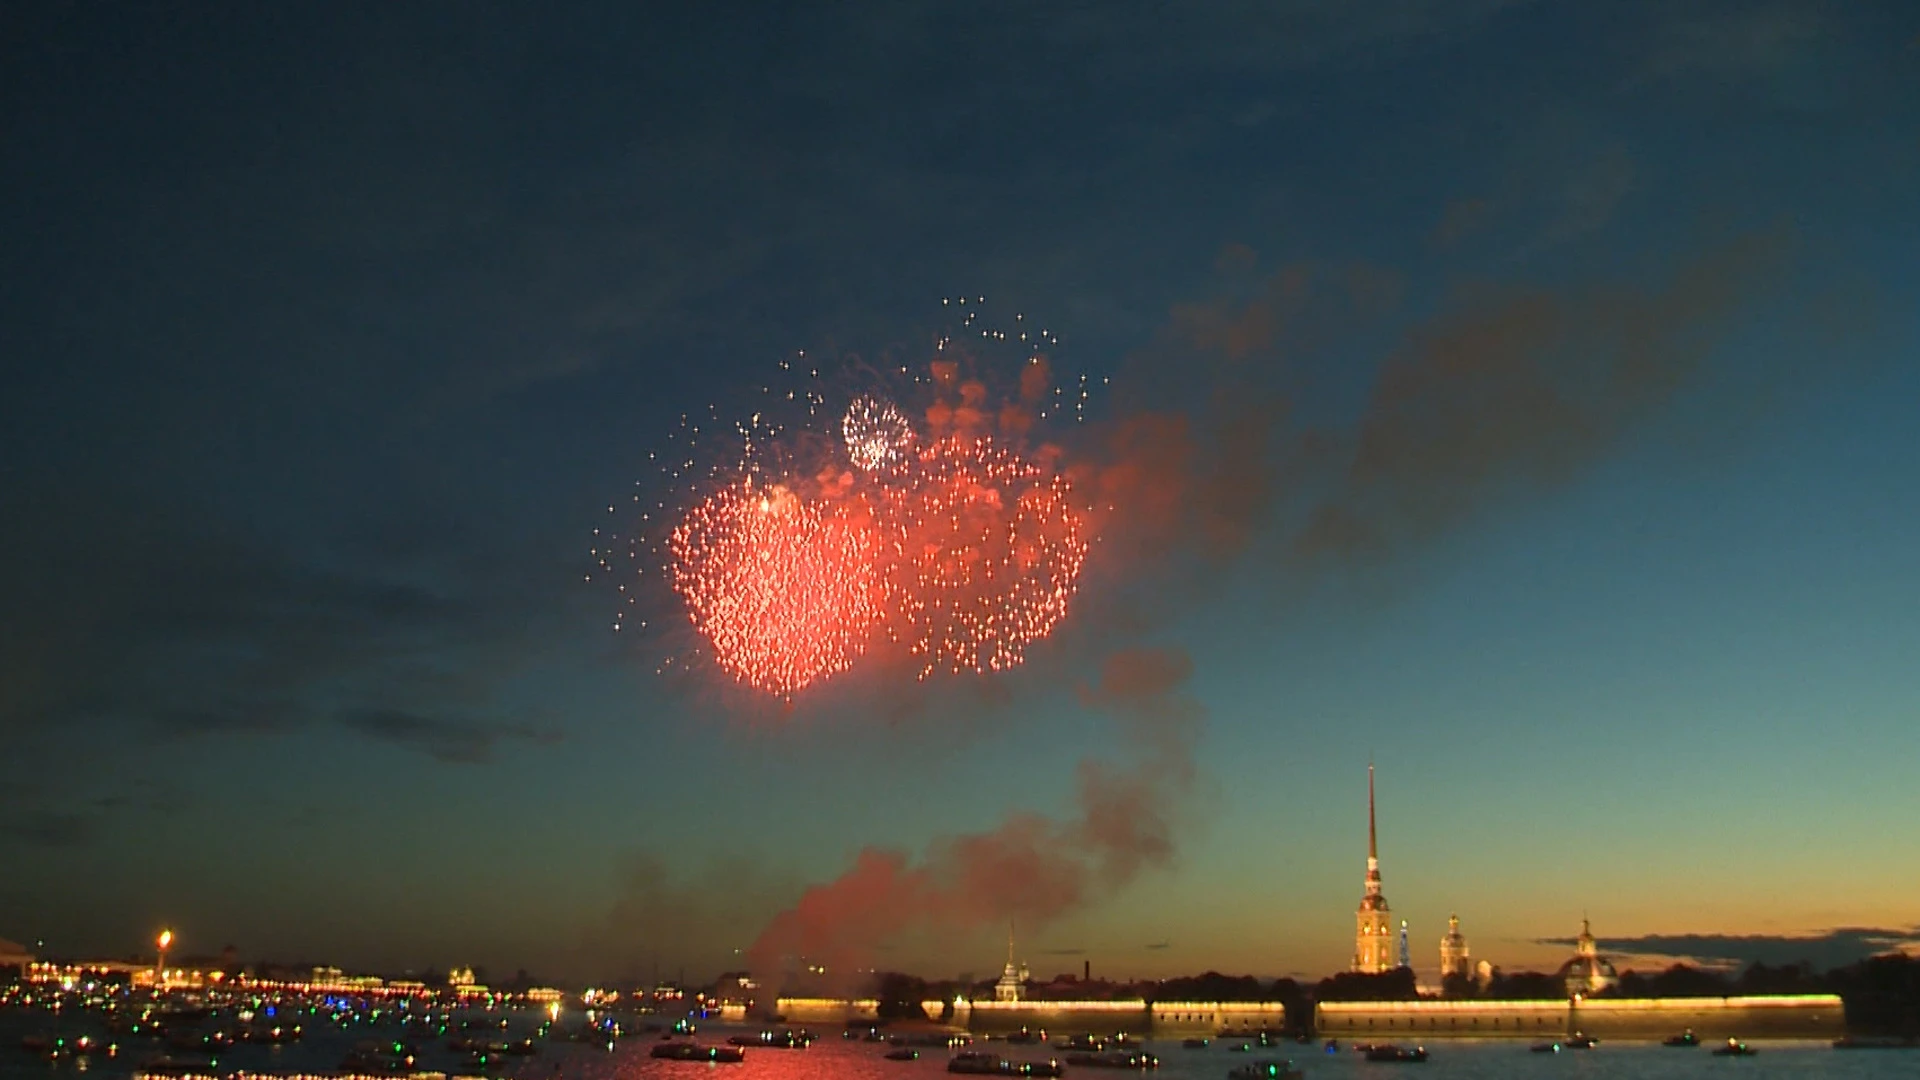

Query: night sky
left=4, top=2, right=1918, bottom=986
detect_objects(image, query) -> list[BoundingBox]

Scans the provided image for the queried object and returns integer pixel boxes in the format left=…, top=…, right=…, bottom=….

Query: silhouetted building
left=1352, top=764, right=1395, bottom=973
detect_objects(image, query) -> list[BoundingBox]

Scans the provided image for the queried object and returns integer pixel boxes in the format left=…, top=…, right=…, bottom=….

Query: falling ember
left=883, top=434, right=1089, bottom=678
left=669, top=481, right=887, bottom=697
left=842, top=394, right=915, bottom=472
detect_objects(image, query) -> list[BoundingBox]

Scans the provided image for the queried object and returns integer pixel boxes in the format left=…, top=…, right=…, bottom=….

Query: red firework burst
left=884, top=434, right=1089, bottom=677
left=669, top=481, right=888, bottom=697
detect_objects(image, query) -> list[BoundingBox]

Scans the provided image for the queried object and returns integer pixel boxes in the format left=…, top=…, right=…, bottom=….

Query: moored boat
left=1227, top=1060, right=1303, bottom=1080
left=1663, top=1030, right=1699, bottom=1047
left=1363, top=1045, right=1426, bottom=1063
left=651, top=1042, right=746, bottom=1062
left=1064, top=1050, right=1157, bottom=1069
left=1710, top=1039, right=1757, bottom=1057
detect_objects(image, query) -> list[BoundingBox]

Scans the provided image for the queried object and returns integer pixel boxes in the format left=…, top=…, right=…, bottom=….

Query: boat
left=1059, top=1035, right=1110, bottom=1052
left=1012, top=1061, right=1066, bottom=1078
left=1005, top=1029, right=1045, bottom=1045
left=1529, top=1042, right=1562, bottom=1054
left=1663, top=1030, right=1699, bottom=1047
left=729, top=1029, right=813, bottom=1049
left=1323, top=1041, right=1339, bottom=1053
left=1227, top=1061, right=1303, bottom=1080
left=1562, top=1034, right=1596, bottom=1049
left=1710, top=1039, right=1757, bottom=1057
left=1064, top=1050, right=1157, bottom=1069
left=887, top=1048, right=921, bottom=1061
left=651, top=1042, right=747, bottom=1062
left=1363, top=1045, right=1427, bottom=1063
left=1183, top=1039, right=1211, bottom=1050
left=949, top=1052, right=1011, bottom=1074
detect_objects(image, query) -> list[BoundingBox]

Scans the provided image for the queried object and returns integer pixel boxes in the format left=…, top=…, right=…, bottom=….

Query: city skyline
left=4, top=1, right=1918, bottom=985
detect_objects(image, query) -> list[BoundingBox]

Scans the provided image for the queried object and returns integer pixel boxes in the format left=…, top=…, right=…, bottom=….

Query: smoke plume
left=747, top=646, right=1201, bottom=981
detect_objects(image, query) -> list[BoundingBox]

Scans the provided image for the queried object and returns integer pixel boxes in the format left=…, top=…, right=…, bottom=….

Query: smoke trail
left=747, top=646, right=1201, bottom=978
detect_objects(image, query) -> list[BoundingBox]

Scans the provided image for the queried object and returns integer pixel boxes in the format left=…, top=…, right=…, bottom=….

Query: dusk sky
left=4, top=2, right=1918, bottom=987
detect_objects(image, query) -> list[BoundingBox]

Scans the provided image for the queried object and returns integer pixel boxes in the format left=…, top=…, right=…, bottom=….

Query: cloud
left=1294, top=231, right=1791, bottom=561
left=1537, top=927, right=1920, bottom=971
left=336, top=708, right=563, bottom=766
left=0, top=480, right=568, bottom=770
left=0, top=810, right=97, bottom=849
left=745, top=647, right=1204, bottom=983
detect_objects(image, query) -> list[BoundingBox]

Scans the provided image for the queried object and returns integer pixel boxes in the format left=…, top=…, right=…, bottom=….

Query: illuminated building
left=1352, top=764, right=1395, bottom=973
left=1439, top=914, right=1472, bottom=982
left=1556, top=918, right=1618, bottom=996
left=995, top=924, right=1029, bottom=1003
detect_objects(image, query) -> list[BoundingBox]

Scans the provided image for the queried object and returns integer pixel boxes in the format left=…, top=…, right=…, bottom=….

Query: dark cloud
left=0, top=810, right=97, bottom=849
left=336, top=709, right=563, bottom=766
left=1538, top=927, right=1920, bottom=971
left=0, top=480, right=569, bottom=767
left=1293, top=231, right=1792, bottom=561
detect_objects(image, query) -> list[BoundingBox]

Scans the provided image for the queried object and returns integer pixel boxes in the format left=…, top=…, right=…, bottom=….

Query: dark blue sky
left=3, top=1, right=1917, bottom=984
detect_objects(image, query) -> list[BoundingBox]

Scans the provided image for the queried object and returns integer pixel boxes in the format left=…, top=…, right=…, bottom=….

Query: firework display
left=598, top=298, right=1100, bottom=698
left=842, top=394, right=914, bottom=472
left=885, top=434, right=1089, bottom=677
left=668, top=481, right=888, bottom=696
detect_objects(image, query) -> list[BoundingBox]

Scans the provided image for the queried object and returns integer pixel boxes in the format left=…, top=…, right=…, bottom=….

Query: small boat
left=1183, top=1039, right=1211, bottom=1050
left=950, top=1052, right=1011, bottom=1075
left=1005, top=1029, right=1045, bottom=1045
left=1064, top=1050, right=1157, bottom=1069
left=1323, top=1041, right=1339, bottom=1054
left=1363, top=1045, right=1427, bottom=1063
left=1563, top=1034, right=1596, bottom=1049
left=1530, top=1042, right=1562, bottom=1054
left=1228, top=1042, right=1253, bottom=1053
left=1663, top=1030, right=1699, bottom=1048
left=1059, top=1035, right=1109, bottom=1052
left=887, top=1048, right=921, bottom=1061
left=1011, top=1061, right=1066, bottom=1078
left=1711, top=1039, right=1757, bottom=1057
left=1227, top=1061, right=1303, bottom=1080
left=651, top=1042, right=746, bottom=1062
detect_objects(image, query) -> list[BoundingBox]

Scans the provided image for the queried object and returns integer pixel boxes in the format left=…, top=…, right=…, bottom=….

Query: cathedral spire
left=1368, top=761, right=1378, bottom=863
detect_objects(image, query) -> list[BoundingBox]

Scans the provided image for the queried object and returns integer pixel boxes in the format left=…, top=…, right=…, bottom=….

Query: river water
left=1, top=1014, right=1910, bottom=1080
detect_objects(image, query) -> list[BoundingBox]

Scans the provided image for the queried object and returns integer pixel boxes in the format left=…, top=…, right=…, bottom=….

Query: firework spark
left=668, top=481, right=888, bottom=697
left=884, top=434, right=1089, bottom=678
left=842, top=394, right=915, bottom=472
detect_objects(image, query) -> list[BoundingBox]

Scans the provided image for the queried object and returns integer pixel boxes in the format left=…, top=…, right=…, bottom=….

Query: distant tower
left=994, top=922, right=1027, bottom=1002
left=1439, top=914, right=1471, bottom=982
left=1352, top=763, right=1394, bottom=973
left=1398, top=920, right=1410, bottom=969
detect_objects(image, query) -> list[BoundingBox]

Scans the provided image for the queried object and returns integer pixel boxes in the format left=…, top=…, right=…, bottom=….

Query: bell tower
left=1352, top=763, right=1395, bottom=973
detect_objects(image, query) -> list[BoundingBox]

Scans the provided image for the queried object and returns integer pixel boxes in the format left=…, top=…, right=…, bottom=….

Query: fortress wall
left=777, top=997, right=882, bottom=1024
left=1150, top=1002, right=1289, bottom=1038
left=1315, top=995, right=1844, bottom=1040
left=951, top=1000, right=1287, bottom=1037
